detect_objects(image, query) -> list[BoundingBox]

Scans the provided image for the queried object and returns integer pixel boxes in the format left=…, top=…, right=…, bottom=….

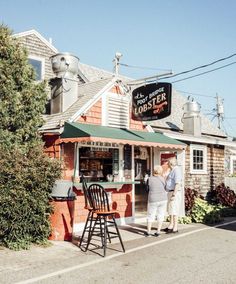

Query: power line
left=176, top=90, right=215, bottom=98
left=120, top=62, right=171, bottom=72
left=169, top=61, right=236, bottom=83
left=158, top=52, right=236, bottom=80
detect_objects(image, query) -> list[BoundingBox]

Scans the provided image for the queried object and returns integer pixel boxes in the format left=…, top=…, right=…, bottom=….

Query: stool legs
left=112, top=216, right=125, bottom=253
left=79, top=210, right=94, bottom=250
left=85, top=213, right=125, bottom=257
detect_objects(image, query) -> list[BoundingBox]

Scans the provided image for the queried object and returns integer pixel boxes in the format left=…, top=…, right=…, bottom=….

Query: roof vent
left=182, top=98, right=201, bottom=136
left=50, top=53, right=79, bottom=114
left=51, top=53, right=79, bottom=79
left=183, top=99, right=201, bottom=117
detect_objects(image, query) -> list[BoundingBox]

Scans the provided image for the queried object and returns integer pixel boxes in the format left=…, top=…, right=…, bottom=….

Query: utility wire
left=176, top=90, right=215, bottom=98
left=120, top=62, right=171, bottom=72
left=158, top=52, right=236, bottom=80
left=169, top=61, right=236, bottom=83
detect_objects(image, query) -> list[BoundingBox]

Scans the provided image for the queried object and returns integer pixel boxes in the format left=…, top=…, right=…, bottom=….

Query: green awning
left=60, top=122, right=185, bottom=149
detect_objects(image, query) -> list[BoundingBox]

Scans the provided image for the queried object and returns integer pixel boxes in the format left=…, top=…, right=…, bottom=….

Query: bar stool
left=85, top=184, right=125, bottom=257
left=79, top=176, right=96, bottom=251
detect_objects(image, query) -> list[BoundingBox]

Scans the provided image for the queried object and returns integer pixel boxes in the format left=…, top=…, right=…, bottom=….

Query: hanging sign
left=132, top=82, right=172, bottom=121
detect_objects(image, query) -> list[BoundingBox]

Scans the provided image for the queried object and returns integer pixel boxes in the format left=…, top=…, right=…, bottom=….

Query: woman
left=145, top=165, right=167, bottom=237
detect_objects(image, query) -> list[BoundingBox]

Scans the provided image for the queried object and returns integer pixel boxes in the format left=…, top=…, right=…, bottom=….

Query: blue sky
left=1, top=0, right=236, bottom=136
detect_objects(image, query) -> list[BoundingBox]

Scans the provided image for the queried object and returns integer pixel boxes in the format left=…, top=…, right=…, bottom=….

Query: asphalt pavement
left=0, top=217, right=236, bottom=284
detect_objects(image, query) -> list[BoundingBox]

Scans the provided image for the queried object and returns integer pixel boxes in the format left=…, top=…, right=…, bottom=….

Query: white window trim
left=28, top=55, right=45, bottom=81
left=230, top=155, right=236, bottom=175
left=190, top=144, right=207, bottom=174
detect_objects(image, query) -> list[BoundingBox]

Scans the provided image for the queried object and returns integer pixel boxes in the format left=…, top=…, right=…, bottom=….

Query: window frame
left=28, top=55, right=45, bottom=81
left=230, top=155, right=236, bottom=175
left=190, top=144, right=207, bottom=174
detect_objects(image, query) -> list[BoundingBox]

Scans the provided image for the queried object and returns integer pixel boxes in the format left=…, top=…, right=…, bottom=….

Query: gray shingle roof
left=41, top=77, right=113, bottom=131
left=78, top=62, right=131, bottom=82
left=146, top=89, right=226, bottom=137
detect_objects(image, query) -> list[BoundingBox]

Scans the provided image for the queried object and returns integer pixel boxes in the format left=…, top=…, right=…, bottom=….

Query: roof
left=78, top=62, right=131, bottom=82
left=40, top=77, right=114, bottom=131
left=13, top=29, right=58, bottom=53
left=162, top=131, right=236, bottom=147
left=146, top=89, right=226, bottom=138
left=60, top=122, right=186, bottom=150
left=17, top=29, right=225, bottom=139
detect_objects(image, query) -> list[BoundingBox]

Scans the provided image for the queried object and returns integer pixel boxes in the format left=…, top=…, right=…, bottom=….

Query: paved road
left=0, top=218, right=236, bottom=284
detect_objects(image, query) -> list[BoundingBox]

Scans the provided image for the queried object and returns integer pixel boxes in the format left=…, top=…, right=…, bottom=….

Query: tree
left=0, top=25, right=61, bottom=250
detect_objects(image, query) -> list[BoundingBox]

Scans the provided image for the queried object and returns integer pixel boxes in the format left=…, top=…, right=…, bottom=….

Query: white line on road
left=15, top=219, right=236, bottom=284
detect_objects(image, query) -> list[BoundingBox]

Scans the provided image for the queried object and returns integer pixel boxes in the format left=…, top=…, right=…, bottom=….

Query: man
left=165, top=157, right=182, bottom=233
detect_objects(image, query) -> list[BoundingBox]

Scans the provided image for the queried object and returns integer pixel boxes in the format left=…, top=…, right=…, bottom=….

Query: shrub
left=185, top=187, right=199, bottom=214
left=207, top=183, right=236, bottom=207
left=0, top=145, right=61, bottom=250
left=191, top=198, right=222, bottom=224
left=0, top=25, right=61, bottom=250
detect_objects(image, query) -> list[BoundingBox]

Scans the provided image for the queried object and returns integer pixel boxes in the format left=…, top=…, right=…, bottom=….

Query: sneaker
left=154, top=232, right=160, bottom=237
left=144, top=231, right=151, bottom=237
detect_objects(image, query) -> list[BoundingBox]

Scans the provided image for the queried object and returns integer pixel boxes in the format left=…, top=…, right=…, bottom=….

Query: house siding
left=185, top=144, right=224, bottom=195
left=18, top=33, right=56, bottom=80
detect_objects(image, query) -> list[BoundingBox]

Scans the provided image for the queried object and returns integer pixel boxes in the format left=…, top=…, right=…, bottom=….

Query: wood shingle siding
left=185, top=144, right=224, bottom=195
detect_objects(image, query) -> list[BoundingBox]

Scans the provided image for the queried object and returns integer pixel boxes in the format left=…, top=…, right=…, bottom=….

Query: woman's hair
left=168, top=157, right=177, bottom=167
left=153, top=165, right=163, bottom=175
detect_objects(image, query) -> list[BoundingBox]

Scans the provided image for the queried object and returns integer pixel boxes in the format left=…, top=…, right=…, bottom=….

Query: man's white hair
left=168, top=157, right=177, bottom=167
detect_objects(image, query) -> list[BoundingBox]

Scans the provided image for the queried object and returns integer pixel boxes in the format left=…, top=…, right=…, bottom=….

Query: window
left=28, top=56, right=44, bottom=81
left=230, top=156, right=236, bottom=175
left=190, top=144, right=207, bottom=174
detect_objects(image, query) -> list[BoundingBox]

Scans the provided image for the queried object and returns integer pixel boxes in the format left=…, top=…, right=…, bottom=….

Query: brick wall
left=49, top=184, right=133, bottom=240
left=73, top=184, right=133, bottom=224
left=185, top=144, right=225, bottom=195
left=43, top=134, right=60, bottom=158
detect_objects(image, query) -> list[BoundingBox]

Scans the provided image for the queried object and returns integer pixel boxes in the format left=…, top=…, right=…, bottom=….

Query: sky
left=1, top=0, right=236, bottom=137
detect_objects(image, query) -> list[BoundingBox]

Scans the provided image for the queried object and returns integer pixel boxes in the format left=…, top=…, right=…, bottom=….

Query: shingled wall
left=185, top=144, right=224, bottom=195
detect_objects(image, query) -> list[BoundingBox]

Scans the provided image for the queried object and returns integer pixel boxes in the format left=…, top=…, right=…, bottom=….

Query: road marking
left=15, top=219, right=236, bottom=284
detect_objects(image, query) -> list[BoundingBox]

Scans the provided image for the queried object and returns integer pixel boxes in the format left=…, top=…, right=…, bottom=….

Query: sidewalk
left=1, top=219, right=234, bottom=284
left=0, top=221, right=198, bottom=269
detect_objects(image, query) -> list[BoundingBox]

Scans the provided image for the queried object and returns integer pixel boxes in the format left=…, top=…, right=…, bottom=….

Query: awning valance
left=60, top=122, right=186, bottom=150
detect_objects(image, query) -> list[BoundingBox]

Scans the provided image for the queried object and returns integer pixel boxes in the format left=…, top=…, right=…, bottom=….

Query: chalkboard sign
left=124, top=144, right=132, bottom=170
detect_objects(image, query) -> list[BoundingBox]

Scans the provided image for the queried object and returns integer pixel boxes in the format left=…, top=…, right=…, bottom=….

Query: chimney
left=50, top=53, right=79, bottom=114
left=182, top=98, right=201, bottom=136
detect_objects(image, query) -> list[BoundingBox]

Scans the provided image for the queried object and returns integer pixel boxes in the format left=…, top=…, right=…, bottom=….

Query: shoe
left=166, top=229, right=173, bottom=234
left=144, top=231, right=151, bottom=237
left=163, top=227, right=169, bottom=232
left=154, top=232, right=160, bottom=237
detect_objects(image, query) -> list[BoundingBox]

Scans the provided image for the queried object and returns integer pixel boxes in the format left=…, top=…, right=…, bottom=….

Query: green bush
left=0, top=25, right=61, bottom=250
left=0, top=145, right=61, bottom=250
left=191, top=198, right=223, bottom=224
